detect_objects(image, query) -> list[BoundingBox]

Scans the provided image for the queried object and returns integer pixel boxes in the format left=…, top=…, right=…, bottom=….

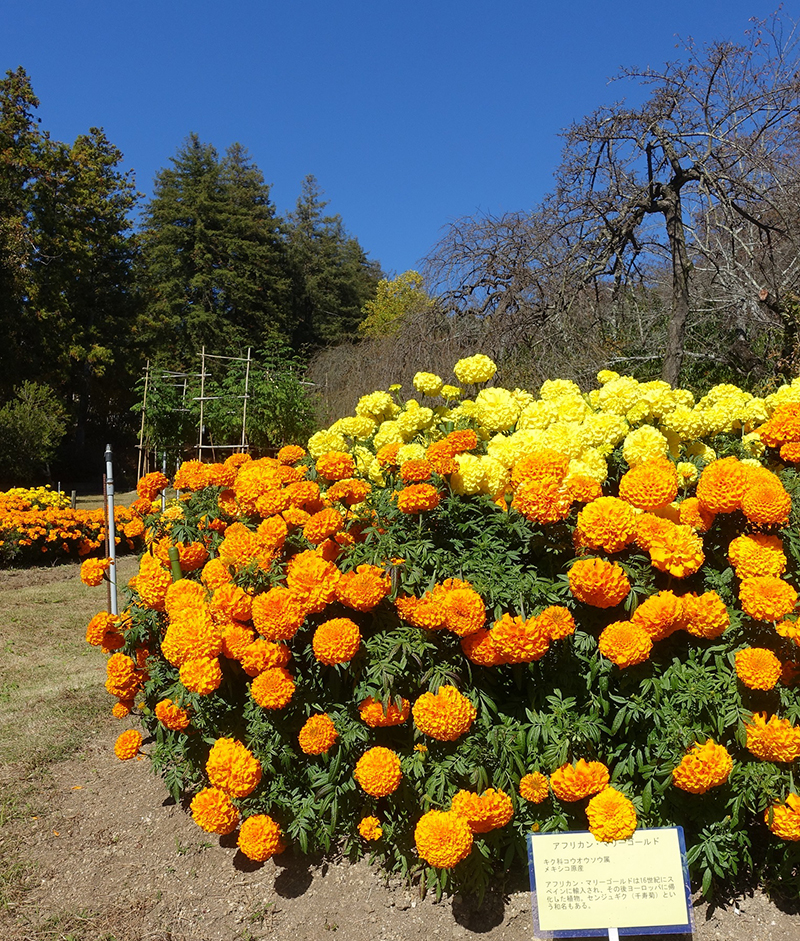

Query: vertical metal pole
left=138, top=360, right=150, bottom=481
left=161, top=451, right=168, bottom=512
left=70, top=490, right=77, bottom=510
left=198, top=347, right=206, bottom=459
left=241, top=347, right=251, bottom=450
left=104, top=444, right=118, bottom=616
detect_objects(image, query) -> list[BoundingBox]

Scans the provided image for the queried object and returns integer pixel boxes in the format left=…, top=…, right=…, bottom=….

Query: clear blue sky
left=1, top=1, right=783, bottom=276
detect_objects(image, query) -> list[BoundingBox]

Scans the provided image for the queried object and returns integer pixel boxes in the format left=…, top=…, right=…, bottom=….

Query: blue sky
left=1, top=1, right=784, bottom=276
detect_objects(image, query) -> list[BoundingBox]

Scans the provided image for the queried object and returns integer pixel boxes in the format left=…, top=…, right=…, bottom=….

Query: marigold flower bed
left=89, top=362, right=800, bottom=898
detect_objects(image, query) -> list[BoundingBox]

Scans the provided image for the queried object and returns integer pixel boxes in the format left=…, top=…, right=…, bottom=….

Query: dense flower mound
left=84, top=357, right=800, bottom=900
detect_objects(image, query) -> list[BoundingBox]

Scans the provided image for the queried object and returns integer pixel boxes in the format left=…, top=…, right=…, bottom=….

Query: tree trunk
left=660, top=188, right=692, bottom=387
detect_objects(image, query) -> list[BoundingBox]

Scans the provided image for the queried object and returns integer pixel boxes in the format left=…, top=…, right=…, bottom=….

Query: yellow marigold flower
left=648, top=523, right=704, bottom=578
left=179, top=657, right=223, bottom=695
left=354, top=746, right=402, bottom=797
left=238, top=814, right=286, bottom=861
left=114, top=729, right=142, bottom=760
left=575, top=497, right=636, bottom=554
left=696, top=456, right=748, bottom=514
left=412, top=685, right=477, bottom=741
left=250, top=666, right=296, bottom=709
left=414, top=809, right=473, bottom=868
left=598, top=620, right=653, bottom=668
left=450, top=788, right=513, bottom=833
left=765, top=793, right=800, bottom=841
left=331, top=415, right=377, bottom=439
left=682, top=591, right=730, bottom=639
left=358, top=815, right=383, bottom=841
left=622, top=426, right=668, bottom=467
left=729, top=534, right=786, bottom=580
left=453, top=354, right=497, bottom=385
left=413, top=371, right=444, bottom=396
left=80, top=556, right=111, bottom=587
left=672, top=740, right=733, bottom=794
left=307, top=429, right=348, bottom=459
left=519, top=772, right=549, bottom=803
left=739, top=576, right=797, bottom=623
left=735, top=647, right=782, bottom=690
left=550, top=759, right=610, bottom=802
left=155, top=698, right=190, bottom=732
left=359, top=696, right=411, bottom=727
left=460, top=626, right=509, bottom=666
left=568, top=558, right=630, bottom=609
left=190, top=786, right=239, bottom=835
left=336, top=564, right=391, bottom=612
left=631, top=591, right=684, bottom=641
left=586, top=787, right=637, bottom=842
left=474, top=387, right=521, bottom=432
left=745, top=713, right=800, bottom=763
left=312, top=617, right=361, bottom=665
left=397, top=483, right=440, bottom=513
left=251, top=586, right=306, bottom=641
left=490, top=613, right=550, bottom=663
left=297, top=713, right=339, bottom=755
left=206, top=738, right=262, bottom=798
left=618, top=458, right=678, bottom=511
left=741, top=467, right=792, bottom=527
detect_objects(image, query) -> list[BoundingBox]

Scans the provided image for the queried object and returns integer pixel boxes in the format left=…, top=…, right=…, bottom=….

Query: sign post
left=527, top=828, right=692, bottom=938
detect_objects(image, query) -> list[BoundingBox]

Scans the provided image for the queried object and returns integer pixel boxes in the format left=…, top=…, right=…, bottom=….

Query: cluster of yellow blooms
left=92, top=354, right=800, bottom=883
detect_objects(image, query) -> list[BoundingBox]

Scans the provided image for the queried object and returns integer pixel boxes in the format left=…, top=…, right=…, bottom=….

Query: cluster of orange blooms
left=85, top=371, right=800, bottom=886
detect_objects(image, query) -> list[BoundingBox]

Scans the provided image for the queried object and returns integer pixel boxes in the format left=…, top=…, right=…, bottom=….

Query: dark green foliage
left=0, top=382, right=67, bottom=484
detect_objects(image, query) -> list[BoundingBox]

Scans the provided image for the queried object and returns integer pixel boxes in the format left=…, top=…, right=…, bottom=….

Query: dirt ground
left=1, top=563, right=799, bottom=941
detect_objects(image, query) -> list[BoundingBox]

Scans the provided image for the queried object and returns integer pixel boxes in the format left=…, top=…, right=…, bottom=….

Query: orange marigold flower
left=86, top=610, right=117, bottom=646
left=682, top=591, right=730, bottom=639
left=679, top=497, right=715, bottom=533
left=206, top=461, right=237, bottom=488
left=634, top=512, right=674, bottom=551
left=326, top=477, right=371, bottom=505
left=284, top=479, right=322, bottom=509
left=136, top=551, right=172, bottom=611
left=696, top=456, right=748, bottom=514
left=575, top=497, right=636, bottom=554
left=745, top=713, right=800, bottom=763
left=568, top=558, right=630, bottom=609
left=550, top=759, right=610, bottom=802
left=277, top=444, right=306, bottom=464
left=353, top=746, right=402, bottom=797
left=316, top=451, right=355, bottom=480
left=586, top=787, right=637, bottom=842
left=179, top=657, right=223, bottom=695
left=631, top=591, right=684, bottom=641
left=397, top=483, right=440, bottom=514
left=174, top=460, right=211, bottom=491
left=735, top=647, right=782, bottom=690
left=201, top=557, right=232, bottom=590
left=450, top=788, right=513, bottom=833
left=303, top=507, right=344, bottom=544
left=80, top=556, right=111, bottom=587
left=206, top=737, right=262, bottom=797
left=336, top=564, right=391, bottom=612
left=426, top=440, right=458, bottom=475
left=648, top=523, right=704, bottom=578
left=298, top=713, right=339, bottom=755
left=395, top=594, right=446, bottom=630
left=598, top=621, right=652, bottom=668
left=255, top=489, right=290, bottom=517
left=112, top=700, right=134, bottom=719
left=511, top=450, right=570, bottom=489
left=137, top=470, right=169, bottom=501
left=285, top=550, right=341, bottom=614
left=490, top=612, right=550, bottom=663
left=764, top=793, right=800, bottom=841
left=359, top=696, right=411, bottom=727
left=780, top=442, right=800, bottom=463
left=114, top=729, right=142, bottom=760
left=400, top=459, right=433, bottom=483
left=757, top=402, right=800, bottom=447
left=440, top=586, right=486, bottom=637
left=741, top=467, right=792, bottom=527
left=376, top=442, right=402, bottom=467
left=414, top=809, right=473, bottom=868
left=220, top=620, right=256, bottom=659
left=412, top=685, right=477, bottom=741
left=164, top=579, right=207, bottom=617
left=251, top=586, right=306, bottom=641
left=672, top=740, right=733, bottom=794
left=566, top=474, right=603, bottom=504
left=460, top=627, right=509, bottom=666
left=358, top=815, right=383, bottom=841
left=154, top=539, right=209, bottom=573
left=238, top=814, right=286, bottom=861
left=190, top=786, right=239, bottom=835
left=162, top=610, right=222, bottom=667
left=155, top=698, right=190, bottom=732
left=519, top=772, right=550, bottom=803
left=729, top=534, right=787, bottom=580
left=511, top=475, right=573, bottom=525
left=739, top=576, right=797, bottom=622
left=618, top=458, right=678, bottom=511
left=312, top=617, right=361, bottom=665
left=538, top=605, right=576, bottom=640
left=447, top=429, right=478, bottom=452
left=241, top=639, right=291, bottom=677
left=250, top=666, right=295, bottom=709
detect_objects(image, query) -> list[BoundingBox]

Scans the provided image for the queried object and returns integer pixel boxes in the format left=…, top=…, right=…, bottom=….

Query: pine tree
left=286, top=175, right=382, bottom=349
